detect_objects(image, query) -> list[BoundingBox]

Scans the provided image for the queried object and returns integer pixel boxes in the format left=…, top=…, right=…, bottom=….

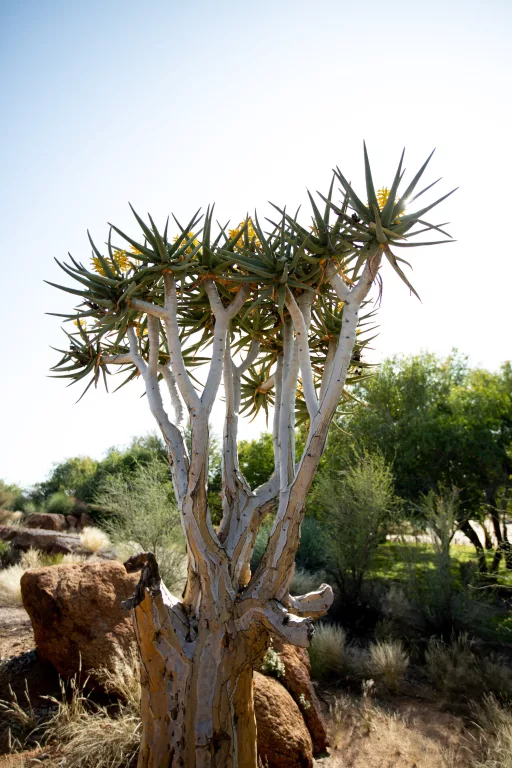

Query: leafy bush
left=94, top=459, right=185, bottom=590
left=295, top=517, right=327, bottom=573
left=0, top=480, right=23, bottom=511
left=312, top=451, right=399, bottom=607
left=45, top=491, right=74, bottom=515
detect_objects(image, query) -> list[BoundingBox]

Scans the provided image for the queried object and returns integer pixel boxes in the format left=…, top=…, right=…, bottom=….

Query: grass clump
left=365, top=640, right=409, bottom=693
left=474, top=694, right=512, bottom=768
left=309, top=624, right=347, bottom=681
left=0, top=564, right=24, bottom=607
left=79, top=526, right=110, bottom=553
left=426, top=633, right=512, bottom=701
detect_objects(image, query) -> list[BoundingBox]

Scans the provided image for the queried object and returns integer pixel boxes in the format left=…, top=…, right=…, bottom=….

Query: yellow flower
left=376, top=187, right=406, bottom=219
left=91, top=249, right=132, bottom=276
left=174, top=232, right=199, bottom=256
left=112, top=249, right=131, bottom=272
left=74, top=318, right=87, bottom=330
left=229, top=219, right=261, bottom=251
left=377, top=187, right=391, bottom=209
left=129, top=245, right=142, bottom=255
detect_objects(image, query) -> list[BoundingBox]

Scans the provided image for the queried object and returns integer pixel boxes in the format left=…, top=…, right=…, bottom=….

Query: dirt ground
left=0, top=608, right=477, bottom=768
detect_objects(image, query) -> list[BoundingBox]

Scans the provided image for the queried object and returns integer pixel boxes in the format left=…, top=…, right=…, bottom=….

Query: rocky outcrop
left=273, top=639, right=329, bottom=755
left=25, top=513, right=67, bottom=532
left=20, top=561, right=139, bottom=679
left=254, top=671, right=313, bottom=768
left=0, top=525, right=84, bottom=555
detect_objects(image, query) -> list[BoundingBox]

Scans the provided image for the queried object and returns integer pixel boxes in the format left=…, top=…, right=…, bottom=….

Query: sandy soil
left=0, top=609, right=34, bottom=663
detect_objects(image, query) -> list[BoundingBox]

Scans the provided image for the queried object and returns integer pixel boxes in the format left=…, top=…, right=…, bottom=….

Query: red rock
left=273, top=640, right=329, bottom=755
left=254, top=671, right=313, bottom=768
left=25, top=513, right=67, bottom=532
left=0, top=525, right=83, bottom=555
left=20, top=561, right=139, bottom=679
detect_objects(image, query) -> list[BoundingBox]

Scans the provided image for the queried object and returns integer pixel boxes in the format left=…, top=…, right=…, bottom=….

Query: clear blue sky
left=1, top=0, right=511, bottom=487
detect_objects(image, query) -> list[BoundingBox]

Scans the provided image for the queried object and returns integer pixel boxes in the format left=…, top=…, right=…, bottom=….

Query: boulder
left=254, top=671, right=313, bottom=768
left=21, top=561, right=139, bottom=678
left=79, top=512, right=94, bottom=529
left=272, top=639, right=329, bottom=755
left=25, top=513, right=67, bottom=532
left=0, top=525, right=84, bottom=555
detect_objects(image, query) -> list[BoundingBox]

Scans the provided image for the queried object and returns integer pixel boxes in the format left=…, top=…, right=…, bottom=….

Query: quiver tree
left=47, top=146, right=454, bottom=767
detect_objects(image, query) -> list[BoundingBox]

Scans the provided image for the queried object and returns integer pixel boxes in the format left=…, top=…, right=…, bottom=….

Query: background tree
left=47, top=146, right=453, bottom=768
left=325, top=353, right=512, bottom=570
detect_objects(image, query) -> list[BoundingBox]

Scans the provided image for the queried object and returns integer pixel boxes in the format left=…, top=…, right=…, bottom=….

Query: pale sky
left=1, top=0, right=511, bottom=488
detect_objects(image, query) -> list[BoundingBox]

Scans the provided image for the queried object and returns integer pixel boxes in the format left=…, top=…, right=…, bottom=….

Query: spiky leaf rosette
left=47, top=147, right=455, bottom=408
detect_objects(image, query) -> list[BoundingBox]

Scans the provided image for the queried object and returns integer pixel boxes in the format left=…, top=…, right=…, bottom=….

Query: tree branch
left=235, top=599, right=314, bottom=648
left=129, top=298, right=167, bottom=319
left=162, top=274, right=201, bottom=412
left=245, top=250, right=382, bottom=604
left=285, top=290, right=318, bottom=419
left=287, top=583, right=334, bottom=619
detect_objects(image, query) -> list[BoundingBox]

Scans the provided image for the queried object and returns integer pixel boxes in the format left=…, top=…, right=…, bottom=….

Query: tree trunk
left=126, top=556, right=269, bottom=768
left=460, top=520, right=487, bottom=572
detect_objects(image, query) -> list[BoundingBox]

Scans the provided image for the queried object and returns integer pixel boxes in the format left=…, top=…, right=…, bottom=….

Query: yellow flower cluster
left=376, top=187, right=405, bottom=218
left=228, top=219, right=261, bottom=251
left=91, top=249, right=132, bottom=276
left=173, top=232, right=200, bottom=256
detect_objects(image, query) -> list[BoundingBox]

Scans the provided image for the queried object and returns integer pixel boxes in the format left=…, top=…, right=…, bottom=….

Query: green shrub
left=295, top=517, right=327, bottom=573
left=94, top=459, right=185, bottom=591
left=45, top=491, right=74, bottom=515
left=312, top=451, right=399, bottom=607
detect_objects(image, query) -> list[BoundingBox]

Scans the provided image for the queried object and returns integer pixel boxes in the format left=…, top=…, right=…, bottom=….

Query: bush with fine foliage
left=312, top=451, right=399, bottom=606
left=94, top=458, right=185, bottom=590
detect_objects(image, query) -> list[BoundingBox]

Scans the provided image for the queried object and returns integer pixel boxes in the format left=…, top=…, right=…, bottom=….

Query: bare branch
left=235, top=599, right=314, bottom=648
left=129, top=298, right=167, bottom=319
left=163, top=274, right=201, bottom=412
left=285, top=289, right=318, bottom=419
left=325, top=262, right=351, bottom=302
left=158, top=364, right=184, bottom=426
left=279, top=320, right=298, bottom=489
left=287, top=583, right=334, bottom=619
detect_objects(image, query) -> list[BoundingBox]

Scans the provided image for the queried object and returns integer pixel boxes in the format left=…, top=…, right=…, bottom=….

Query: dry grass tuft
left=309, top=624, right=347, bottom=681
left=474, top=694, right=512, bottom=768
left=365, top=640, right=409, bottom=692
left=79, top=526, right=110, bottom=553
left=0, top=564, right=24, bottom=607
left=43, top=652, right=141, bottom=768
left=19, top=548, right=44, bottom=570
left=61, top=553, right=88, bottom=564
left=426, top=633, right=512, bottom=700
